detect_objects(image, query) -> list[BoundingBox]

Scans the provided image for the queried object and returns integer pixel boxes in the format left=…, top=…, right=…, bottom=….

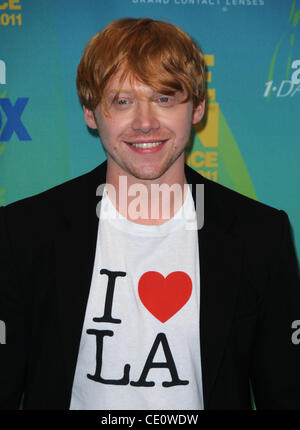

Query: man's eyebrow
left=154, top=91, right=177, bottom=96
left=106, top=89, right=133, bottom=96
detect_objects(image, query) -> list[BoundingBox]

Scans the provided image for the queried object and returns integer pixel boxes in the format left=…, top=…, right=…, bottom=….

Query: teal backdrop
left=0, top=0, right=299, bottom=262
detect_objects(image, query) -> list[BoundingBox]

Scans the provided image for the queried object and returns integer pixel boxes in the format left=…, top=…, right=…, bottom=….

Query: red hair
left=76, top=18, right=206, bottom=111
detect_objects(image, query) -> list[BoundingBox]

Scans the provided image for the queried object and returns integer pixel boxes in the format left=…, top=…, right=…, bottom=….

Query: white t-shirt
left=70, top=186, right=203, bottom=410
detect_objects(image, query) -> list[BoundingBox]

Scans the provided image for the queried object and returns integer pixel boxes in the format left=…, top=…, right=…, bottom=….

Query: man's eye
left=159, top=96, right=170, bottom=103
left=157, top=96, right=175, bottom=106
left=111, top=97, right=133, bottom=109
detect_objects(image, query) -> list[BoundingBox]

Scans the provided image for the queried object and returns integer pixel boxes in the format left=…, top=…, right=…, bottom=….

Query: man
left=0, top=18, right=300, bottom=410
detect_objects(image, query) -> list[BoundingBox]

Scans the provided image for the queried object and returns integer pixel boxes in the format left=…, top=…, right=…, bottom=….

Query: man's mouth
left=130, top=141, right=164, bottom=149
left=124, top=139, right=168, bottom=149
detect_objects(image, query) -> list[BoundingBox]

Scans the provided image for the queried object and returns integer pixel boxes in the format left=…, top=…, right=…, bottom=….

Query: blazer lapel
left=54, top=162, right=107, bottom=406
left=199, top=217, right=242, bottom=409
left=185, top=165, right=243, bottom=409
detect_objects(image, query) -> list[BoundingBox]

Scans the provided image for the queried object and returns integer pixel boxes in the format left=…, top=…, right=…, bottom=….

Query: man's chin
left=129, top=166, right=167, bottom=182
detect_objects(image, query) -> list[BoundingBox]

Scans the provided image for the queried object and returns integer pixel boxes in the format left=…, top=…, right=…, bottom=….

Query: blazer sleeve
left=250, top=210, right=300, bottom=409
left=0, top=206, right=27, bottom=409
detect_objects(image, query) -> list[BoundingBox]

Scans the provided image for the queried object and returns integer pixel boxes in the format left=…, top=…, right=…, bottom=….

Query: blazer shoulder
left=3, top=162, right=107, bottom=218
left=185, top=163, right=281, bottom=219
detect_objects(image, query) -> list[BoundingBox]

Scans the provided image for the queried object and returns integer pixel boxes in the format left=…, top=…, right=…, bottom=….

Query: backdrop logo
left=0, top=97, right=31, bottom=141
left=291, top=59, right=300, bottom=84
left=185, top=53, right=257, bottom=201
left=185, top=54, right=219, bottom=183
left=264, top=59, right=300, bottom=98
left=0, top=59, right=7, bottom=205
left=131, top=0, right=264, bottom=9
left=0, top=59, right=31, bottom=141
left=0, top=60, right=6, bottom=84
left=0, top=0, right=22, bottom=26
left=264, top=0, right=300, bottom=99
left=0, top=56, right=30, bottom=205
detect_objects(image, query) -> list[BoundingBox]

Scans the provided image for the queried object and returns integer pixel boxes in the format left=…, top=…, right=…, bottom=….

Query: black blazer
left=0, top=161, right=300, bottom=410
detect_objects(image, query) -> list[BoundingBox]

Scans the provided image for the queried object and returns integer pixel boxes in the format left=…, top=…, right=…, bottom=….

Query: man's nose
left=131, top=102, right=160, bottom=133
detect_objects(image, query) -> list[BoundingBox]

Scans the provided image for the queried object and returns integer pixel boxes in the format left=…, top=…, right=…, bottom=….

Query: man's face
left=84, top=71, right=204, bottom=183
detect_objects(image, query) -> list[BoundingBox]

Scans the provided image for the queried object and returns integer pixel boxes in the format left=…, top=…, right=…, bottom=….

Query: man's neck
left=105, top=161, right=187, bottom=225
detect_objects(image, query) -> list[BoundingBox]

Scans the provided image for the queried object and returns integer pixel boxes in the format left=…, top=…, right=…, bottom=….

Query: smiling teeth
left=131, top=141, right=163, bottom=148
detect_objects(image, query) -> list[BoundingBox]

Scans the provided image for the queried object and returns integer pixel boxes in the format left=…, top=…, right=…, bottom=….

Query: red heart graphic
left=138, top=271, right=192, bottom=323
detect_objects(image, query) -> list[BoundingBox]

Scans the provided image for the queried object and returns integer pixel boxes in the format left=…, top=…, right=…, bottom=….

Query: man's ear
left=83, top=106, right=98, bottom=129
left=192, top=100, right=205, bottom=125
